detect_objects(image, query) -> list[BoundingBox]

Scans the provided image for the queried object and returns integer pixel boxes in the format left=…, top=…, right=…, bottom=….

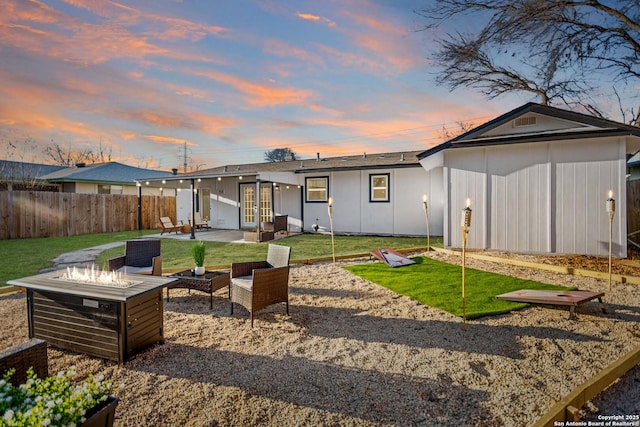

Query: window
left=98, top=184, right=123, bottom=195
left=306, top=177, right=328, bottom=202
left=370, top=173, right=389, bottom=202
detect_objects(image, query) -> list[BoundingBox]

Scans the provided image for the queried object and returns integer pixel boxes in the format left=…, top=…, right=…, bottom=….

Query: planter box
left=82, top=396, right=119, bottom=427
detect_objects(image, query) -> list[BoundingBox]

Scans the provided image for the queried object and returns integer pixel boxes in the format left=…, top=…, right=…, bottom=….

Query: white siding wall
left=210, top=178, right=240, bottom=229
left=488, top=144, right=550, bottom=252
left=445, top=150, right=486, bottom=249
left=442, top=137, right=627, bottom=256
left=302, top=166, right=438, bottom=236
left=553, top=139, right=626, bottom=256
left=273, top=184, right=303, bottom=232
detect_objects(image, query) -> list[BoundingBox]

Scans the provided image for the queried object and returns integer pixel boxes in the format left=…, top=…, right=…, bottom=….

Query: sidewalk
left=40, top=241, right=126, bottom=273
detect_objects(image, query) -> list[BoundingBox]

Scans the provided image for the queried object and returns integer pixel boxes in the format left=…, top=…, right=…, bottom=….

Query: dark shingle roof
left=169, top=150, right=423, bottom=182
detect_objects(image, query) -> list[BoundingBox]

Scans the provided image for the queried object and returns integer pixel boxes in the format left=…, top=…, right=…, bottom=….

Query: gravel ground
left=1, top=251, right=639, bottom=426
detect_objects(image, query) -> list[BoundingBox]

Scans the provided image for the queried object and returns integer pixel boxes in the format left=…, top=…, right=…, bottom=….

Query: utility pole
left=183, top=142, right=188, bottom=173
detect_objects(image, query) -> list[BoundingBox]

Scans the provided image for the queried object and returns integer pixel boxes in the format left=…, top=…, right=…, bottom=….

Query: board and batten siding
left=442, top=138, right=627, bottom=256
left=489, top=144, right=550, bottom=253
left=553, top=138, right=626, bottom=257
left=445, top=149, right=487, bottom=249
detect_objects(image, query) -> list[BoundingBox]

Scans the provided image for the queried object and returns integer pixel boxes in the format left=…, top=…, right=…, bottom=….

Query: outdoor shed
left=418, top=103, right=640, bottom=257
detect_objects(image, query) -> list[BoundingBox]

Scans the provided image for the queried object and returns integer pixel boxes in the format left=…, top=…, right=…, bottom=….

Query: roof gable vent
left=514, top=116, right=537, bottom=127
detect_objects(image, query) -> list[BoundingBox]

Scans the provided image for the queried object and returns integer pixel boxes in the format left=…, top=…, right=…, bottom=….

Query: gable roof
left=40, top=162, right=174, bottom=185
left=418, top=102, right=640, bottom=160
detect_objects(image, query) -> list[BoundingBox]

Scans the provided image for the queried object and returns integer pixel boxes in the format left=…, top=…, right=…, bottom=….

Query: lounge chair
left=263, top=214, right=288, bottom=235
left=108, top=239, right=162, bottom=276
left=230, top=244, right=291, bottom=326
left=160, top=216, right=182, bottom=235
left=189, top=212, right=210, bottom=230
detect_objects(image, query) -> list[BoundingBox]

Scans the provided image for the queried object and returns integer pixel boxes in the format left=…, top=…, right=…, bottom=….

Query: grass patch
left=0, top=230, right=158, bottom=288
left=344, top=256, right=574, bottom=319
left=1, top=232, right=441, bottom=286
left=96, top=234, right=441, bottom=271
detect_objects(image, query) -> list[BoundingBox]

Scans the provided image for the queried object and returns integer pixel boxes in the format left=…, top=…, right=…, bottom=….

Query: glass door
left=240, top=183, right=272, bottom=229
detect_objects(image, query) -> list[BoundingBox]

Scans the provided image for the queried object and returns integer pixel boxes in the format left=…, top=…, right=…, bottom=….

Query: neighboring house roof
left=629, top=152, right=640, bottom=167
left=41, top=162, right=174, bottom=185
left=418, top=102, right=640, bottom=160
left=145, top=150, right=423, bottom=183
left=0, top=160, right=66, bottom=181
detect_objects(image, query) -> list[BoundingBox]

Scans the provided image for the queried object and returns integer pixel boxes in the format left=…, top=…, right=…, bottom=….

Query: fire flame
left=60, top=265, right=132, bottom=287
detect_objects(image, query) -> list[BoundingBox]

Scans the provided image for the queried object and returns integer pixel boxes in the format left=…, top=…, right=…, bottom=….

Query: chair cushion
left=231, top=276, right=253, bottom=290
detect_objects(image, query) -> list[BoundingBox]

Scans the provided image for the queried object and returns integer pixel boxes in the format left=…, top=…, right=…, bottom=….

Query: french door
left=240, top=183, right=272, bottom=229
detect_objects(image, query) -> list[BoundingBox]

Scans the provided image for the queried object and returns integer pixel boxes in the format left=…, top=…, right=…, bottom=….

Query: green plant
left=0, top=366, right=113, bottom=426
left=191, top=241, right=206, bottom=267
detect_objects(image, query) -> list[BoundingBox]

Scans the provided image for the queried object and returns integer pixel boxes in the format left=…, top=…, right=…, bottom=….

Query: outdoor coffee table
left=496, top=289, right=607, bottom=319
left=166, top=270, right=230, bottom=309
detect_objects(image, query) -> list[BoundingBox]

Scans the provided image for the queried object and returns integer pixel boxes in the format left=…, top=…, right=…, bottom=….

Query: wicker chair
left=0, top=338, right=48, bottom=386
left=230, top=244, right=291, bottom=326
left=263, top=215, right=288, bottom=235
left=108, top=239, right=162, bottom=275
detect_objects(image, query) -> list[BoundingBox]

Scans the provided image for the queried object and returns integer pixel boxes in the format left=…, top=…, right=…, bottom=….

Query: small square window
left=370, top=174, right=389, bottom=202
left=306, top=177, right=329, bottom=202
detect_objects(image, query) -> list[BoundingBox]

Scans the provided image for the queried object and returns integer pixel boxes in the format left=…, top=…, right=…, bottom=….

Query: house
left=628, top=152, right=640, bottom=181
left=139, top=151, right=438, bottom=238
left=38, top=162, right=176, bottom=196
left=0, top=160, right=65, bottom=191
left=140, top=103, right=640, bottom=257
left=418, top=102, right=640, bottom=257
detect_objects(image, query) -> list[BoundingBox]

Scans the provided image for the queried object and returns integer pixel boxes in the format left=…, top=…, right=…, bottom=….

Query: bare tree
left=264, top=148, right=297, bottom=162
left=417, top=0, right=640, bottom=122
left=0, top=137, right=55, bottom=190
left=439, top=120, right=477, bottom=141
left=44, top=141, right=97, bottom=166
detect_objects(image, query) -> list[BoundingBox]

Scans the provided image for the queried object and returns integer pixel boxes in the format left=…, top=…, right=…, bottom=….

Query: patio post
left=190, top=179, right=196, bottom=239
left=461, top=198, right=472, bottom=331
left=607, top=190, right=615, bottom=291
left=137, top=183, right=142, bottom=233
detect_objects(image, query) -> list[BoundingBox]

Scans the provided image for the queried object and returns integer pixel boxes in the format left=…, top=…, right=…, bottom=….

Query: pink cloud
left=296, top=12, right=336, bottom=27
left=187, top=69, right=316, bottom=107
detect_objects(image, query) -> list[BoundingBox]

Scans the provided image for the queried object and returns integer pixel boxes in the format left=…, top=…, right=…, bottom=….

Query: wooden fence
left=628, top=180, right=640, bottom=240
left=0, top=191, right=176, bottom=240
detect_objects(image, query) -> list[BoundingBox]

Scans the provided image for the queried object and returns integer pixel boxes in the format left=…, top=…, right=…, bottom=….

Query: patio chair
left=160, top=216, right=182, bottom=235
left=189, top=212, right=210, bottom=231
left=108, top=239, right=162, bottom=275
left=263, top=214, right=288, bottom=236
left=230, top=244, right=291, bottom=327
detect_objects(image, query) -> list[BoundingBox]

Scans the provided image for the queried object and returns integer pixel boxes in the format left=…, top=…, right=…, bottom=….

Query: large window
left=370, top=173, right=389, bottom=202
left=305, top=177, right=329, bottom=202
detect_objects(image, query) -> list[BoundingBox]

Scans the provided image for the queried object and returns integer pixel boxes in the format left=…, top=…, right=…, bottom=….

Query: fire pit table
left=166, top=270, right=230, bottom=309
left=8, top=269, right=178, bottom=363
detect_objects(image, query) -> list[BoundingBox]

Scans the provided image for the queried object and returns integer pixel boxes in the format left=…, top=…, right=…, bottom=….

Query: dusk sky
left=0, top=0, right=627, bottom=171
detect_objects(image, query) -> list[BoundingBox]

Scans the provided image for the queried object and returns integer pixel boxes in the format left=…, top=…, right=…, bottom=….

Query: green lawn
left=0, top=232, right=440, bottom=287
left=344, top=256, right=574, bottom=319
